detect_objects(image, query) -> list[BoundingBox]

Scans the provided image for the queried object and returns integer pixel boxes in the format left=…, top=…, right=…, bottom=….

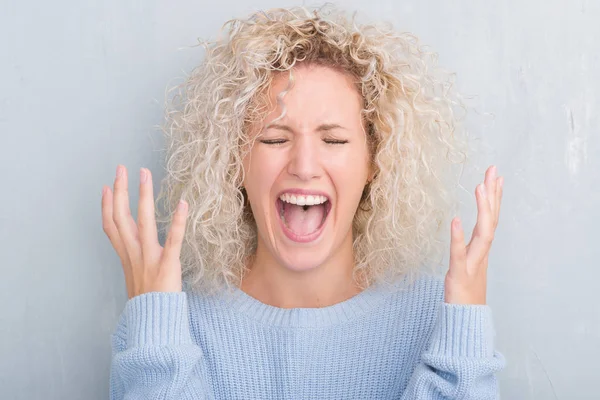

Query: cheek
left=243, top=149, right=282, bottom=205
left=334, top=171, right=368, bottom=207
left=327, top=151, right=370, bottom=209
left=243, top=148, right=265, bottom=184
left=328, top=146, right=370, bottom=182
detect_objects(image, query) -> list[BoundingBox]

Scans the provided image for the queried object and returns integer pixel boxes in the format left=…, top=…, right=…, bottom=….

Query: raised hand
left=101, top=165, right=189, bottom=299
left=445, top=165, right=504, bottom=305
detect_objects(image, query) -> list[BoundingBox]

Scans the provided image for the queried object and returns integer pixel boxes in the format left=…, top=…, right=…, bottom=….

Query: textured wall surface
left=1, top=0, right=598, bottom=398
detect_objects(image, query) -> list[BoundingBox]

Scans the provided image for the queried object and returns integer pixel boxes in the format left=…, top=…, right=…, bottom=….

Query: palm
left=445, top=165, right=503, bottom=305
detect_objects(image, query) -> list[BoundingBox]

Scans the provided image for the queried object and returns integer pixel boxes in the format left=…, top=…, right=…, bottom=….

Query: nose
left=286, top=135, right=322, bottom=181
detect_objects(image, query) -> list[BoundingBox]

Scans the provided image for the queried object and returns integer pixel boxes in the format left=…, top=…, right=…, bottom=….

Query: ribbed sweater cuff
left=427, top=302, right=496, bottom=359
left=125, top=292, right=192, bottom=348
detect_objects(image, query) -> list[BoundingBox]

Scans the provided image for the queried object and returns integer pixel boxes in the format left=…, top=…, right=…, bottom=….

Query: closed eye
left=324, top=139, right=348, bottom=145
left=260, top=139, right=287, bottom=145
left=260, top=139, right=348, bottom=145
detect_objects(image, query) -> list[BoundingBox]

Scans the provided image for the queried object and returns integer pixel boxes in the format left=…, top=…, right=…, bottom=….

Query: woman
left=102, top=5, right=506, bottom=399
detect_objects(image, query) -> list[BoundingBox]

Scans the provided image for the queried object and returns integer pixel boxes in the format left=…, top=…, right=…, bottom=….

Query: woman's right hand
left=101, top=164, right=189, bottom=299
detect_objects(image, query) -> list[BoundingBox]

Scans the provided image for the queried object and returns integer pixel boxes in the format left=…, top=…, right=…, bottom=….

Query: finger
left=102, top=185, right=127, bottom=260
left=495, top=176, right=504, bottom=226
left=467, top=183, right=494, bottom=266
left=112, top=165, right=142, bottom=268
left=161, top=200, right=189, bottom=267
left=484, top=166, right=497, bottom=214
left=449, top=217, right=467, bottom=276
left=102, top=185, right=133, bottom=295
left=137, top=168, right=161, bottom=265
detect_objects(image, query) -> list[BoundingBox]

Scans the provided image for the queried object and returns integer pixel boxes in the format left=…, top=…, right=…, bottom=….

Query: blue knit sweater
left=109, top=273, right=505, bottom=399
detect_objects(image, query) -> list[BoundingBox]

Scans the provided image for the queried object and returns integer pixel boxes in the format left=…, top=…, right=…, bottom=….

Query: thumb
left=448, top=217, right=467, bottom=277
left=162, top=200, right=189, bottom=268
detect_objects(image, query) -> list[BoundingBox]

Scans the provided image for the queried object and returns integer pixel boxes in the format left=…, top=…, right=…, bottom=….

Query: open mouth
left=276, top=194, right=332, bottom=242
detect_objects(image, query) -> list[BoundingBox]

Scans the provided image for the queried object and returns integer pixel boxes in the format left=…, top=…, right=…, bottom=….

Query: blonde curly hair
left=155, top=4, right=469, bottom=296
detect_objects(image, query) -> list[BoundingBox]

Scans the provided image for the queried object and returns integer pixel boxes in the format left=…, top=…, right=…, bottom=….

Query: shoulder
left=374, top=271, right=446, bottom=327
left=384, top=271, right=445, bottom=305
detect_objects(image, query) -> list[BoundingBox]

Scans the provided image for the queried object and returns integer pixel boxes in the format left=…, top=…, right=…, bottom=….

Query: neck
left=240, top=235, right=364, bottom=309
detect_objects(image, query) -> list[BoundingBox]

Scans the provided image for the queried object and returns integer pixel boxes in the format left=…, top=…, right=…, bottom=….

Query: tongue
left=283, top=203, right=326, bottom=235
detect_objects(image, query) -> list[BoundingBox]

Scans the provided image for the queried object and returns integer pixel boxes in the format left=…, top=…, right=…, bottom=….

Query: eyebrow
left=264, top=123, right=346, bottom=132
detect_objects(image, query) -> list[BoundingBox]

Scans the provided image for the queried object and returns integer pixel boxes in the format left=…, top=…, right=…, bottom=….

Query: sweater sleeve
left=109, top=291, right=213, bottom=400
left=400, top=302, right=506, bottom=399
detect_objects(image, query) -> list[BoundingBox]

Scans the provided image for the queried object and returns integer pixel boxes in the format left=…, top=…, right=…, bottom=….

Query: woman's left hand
left=445, top=165, right=504, bottom=305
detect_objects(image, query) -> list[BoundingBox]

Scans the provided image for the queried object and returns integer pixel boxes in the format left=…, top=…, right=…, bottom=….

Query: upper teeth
left=279, top=193, right=328, bottom=206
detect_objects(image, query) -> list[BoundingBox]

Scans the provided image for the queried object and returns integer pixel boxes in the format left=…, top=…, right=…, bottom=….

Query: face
left=242, top=64, right=372, bottom=273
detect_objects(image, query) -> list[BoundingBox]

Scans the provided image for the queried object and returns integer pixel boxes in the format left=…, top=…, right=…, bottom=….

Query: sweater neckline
left=218, top=280, right=398, bottom=328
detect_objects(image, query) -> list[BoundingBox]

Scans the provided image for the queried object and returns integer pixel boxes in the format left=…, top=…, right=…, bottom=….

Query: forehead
left=263, top=64, right=363, bottom=128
